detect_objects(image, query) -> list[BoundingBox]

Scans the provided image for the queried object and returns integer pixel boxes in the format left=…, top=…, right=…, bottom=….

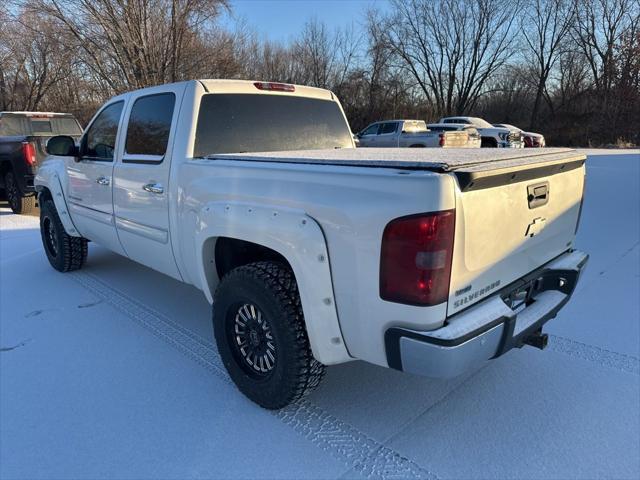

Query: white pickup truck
left=356, top=120, right=474, bottom=148
left=439, top=116, right=524, bottom=148
left=36, top=80, right=588, bottom=409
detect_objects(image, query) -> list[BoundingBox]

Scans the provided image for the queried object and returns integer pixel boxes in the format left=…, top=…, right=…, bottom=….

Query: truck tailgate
left=442, top=131, right=470, bottom=148
left=446, top=152, right=586, bottom=315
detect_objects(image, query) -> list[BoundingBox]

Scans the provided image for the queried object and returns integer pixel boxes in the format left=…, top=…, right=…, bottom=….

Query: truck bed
left=210, top=147, right=583, bottom=173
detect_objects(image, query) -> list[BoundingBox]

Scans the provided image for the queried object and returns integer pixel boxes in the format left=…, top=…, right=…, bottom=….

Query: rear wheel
left=40, top=199, right=88, bottom=272
left=5, top=171, right=36, bottom=214
left=213, top=261, right=325, bottom=409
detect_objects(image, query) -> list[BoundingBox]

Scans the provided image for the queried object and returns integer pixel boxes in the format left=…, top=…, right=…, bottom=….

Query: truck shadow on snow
left=81, top=243, right=486, bottom=426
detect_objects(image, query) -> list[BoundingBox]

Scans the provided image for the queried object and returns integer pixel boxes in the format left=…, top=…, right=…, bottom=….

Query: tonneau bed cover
left=209, top=147, right=584, bottom=173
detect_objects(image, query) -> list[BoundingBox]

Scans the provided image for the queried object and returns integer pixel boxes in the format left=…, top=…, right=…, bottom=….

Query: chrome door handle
left=143, top=183, right=164, bottom=194
left=96, top=176, right=110, bottom=186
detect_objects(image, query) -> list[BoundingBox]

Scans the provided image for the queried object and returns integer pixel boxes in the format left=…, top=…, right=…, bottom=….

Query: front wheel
left=40, top=199, right=88, bottom=272
left=5, top=171, right=36, bottom=214
left=213, top=261, right=325, bottom=409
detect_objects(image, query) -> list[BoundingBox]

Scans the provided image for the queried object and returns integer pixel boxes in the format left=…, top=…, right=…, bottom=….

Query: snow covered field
left=1, top=150, right=638, bottom=480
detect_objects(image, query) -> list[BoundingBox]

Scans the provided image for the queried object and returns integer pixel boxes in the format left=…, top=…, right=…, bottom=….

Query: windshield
left=0, top=114, right=82, bottom=136
left=402, top=120, right=427, bottom=133
left=493, top=123, right=519, bottom=131
left=194, top=94, right=353, bottom=157
left=469, top=117, right=493, bottom=128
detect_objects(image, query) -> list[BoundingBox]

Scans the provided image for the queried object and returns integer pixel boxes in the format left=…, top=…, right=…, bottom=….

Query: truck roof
left=104, top=79, right=338, bottom=105
left=428, top=123, right=472, bottom=127
left=369, top=120, right=425, bottom=123
left=0, top=111, right=76, bottom=117
left=210, top=147, right=583, bottom=172
left=198, top=79, right=335, bottom=101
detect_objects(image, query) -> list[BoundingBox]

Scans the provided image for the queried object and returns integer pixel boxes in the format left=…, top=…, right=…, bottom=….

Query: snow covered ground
left=1, top=149, right=638, bottom=479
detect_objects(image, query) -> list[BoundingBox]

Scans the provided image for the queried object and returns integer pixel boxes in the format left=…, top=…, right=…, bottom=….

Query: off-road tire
left=213, top=261, right=325, bottom=409
left=5, top=171, right=36, bottom=214
left=40, top=199, right=88, bottom=272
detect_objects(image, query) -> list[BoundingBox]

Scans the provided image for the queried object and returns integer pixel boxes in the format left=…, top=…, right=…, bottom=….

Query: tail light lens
left=380, top=210, right=455, bottom=306
left=575, top=173, right=586, bottom=234
left=22, top=142, right=36, bottom=166
left=439, top=133, right=445, bottom=147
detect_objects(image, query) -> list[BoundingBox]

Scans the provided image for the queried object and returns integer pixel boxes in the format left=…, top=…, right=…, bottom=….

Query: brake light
left=380, top=210, right=455, bottom=306
left=253, top=82, right=295, bottom=92
left=439, top=133, right=445, bottom=147
left=575, top=174, right=586, bottom=234
left=22, top=142, right=36, bottom=166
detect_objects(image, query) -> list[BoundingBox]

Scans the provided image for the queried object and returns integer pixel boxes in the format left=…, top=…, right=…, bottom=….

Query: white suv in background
left=494, top=124, right=546, bottom=148
left=438, top=116, right=523, bottom=148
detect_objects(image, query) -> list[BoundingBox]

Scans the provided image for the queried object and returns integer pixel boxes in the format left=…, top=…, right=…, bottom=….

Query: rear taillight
left=380, top=210, right=455, bottom=306
left=575, top=174, right=586, bottom=234
left=439, top=133, right=445, bottom=147
left=22, top=142, right=36, bottom=166
left=253, top=82, right=295, bottom=92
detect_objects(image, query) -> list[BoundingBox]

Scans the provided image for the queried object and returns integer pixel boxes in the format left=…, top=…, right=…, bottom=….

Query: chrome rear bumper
left=385, top=250, right=588, bottom=378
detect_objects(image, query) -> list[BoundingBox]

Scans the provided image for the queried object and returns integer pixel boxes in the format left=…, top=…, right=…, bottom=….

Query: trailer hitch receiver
left=524, top=330, right=548, bottom=350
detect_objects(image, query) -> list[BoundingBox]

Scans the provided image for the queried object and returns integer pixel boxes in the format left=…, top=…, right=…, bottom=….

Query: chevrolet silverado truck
left=35, top=80, right=588, bottom=409
left=0, top=111, right=82, bottom=213
left=439, top=116, right=524, bottom=148
left=356, top=120, right=475, bottom=148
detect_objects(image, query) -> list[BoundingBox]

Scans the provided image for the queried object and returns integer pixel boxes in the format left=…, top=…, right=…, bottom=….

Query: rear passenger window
left=125, top=93, right=175, bottom=157
left=380, top=123, right=398, bottom=134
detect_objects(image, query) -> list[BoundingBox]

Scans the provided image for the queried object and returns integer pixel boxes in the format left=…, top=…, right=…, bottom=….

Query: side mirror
left=46, top=135, right=78, bottom=157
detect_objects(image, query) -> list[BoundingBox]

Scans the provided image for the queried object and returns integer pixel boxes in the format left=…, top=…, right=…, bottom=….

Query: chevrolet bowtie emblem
left=525, top=217, right=547, bottom=237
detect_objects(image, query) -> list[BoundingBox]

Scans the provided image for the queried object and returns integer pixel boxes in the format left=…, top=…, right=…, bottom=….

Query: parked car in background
left=494, top=124, right=546, bottom=148
left=356, top=120, right=477, bottom=148
left=36, top=79, right=588, bottom=410
left=427, top=123, right=482, bottom=148
left=0, top=112, right=82, bottom=213
left=438, top=116, right=523, bottom=148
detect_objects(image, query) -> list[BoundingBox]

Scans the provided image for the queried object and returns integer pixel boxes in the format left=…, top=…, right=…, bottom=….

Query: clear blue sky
left=221, top=0, right=390, bottom=42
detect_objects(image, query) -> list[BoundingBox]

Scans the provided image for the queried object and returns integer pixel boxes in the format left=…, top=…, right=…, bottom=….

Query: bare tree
left=30, top=0, right=230, bottom=92
left=383, top=0, right=519, bottom=116
left=572, top=0, right=639, bottom=96
left=520, top=0, right=575, bottom=129
left=0, top=4, right=76, bottom=110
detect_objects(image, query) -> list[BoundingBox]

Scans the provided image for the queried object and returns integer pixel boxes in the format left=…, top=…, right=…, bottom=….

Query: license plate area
left=505, top=281, right=536, bottom=313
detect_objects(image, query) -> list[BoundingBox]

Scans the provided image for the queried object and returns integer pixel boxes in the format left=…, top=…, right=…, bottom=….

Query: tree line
left=1, top=0, right=638, bottom=146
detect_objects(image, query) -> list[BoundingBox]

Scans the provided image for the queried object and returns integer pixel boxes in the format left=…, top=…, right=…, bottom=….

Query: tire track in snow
left=70, top=271, right=438, bottom=480
left=548, top=335, right=639, bottom=375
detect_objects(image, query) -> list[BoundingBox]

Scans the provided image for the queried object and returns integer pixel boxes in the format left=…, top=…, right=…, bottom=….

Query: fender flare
left=194, top=201, right=351, bottom=365
left=34, top=160, right=81, bottom=236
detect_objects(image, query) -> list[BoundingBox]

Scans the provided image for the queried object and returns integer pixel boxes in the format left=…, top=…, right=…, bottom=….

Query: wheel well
left=0, top=161, right=11, bottom=179
left=481, top=137, right=497, bottom=147
left=37, top=186, right=53, bottom=202
left=214, top=237, right=291, bottom=279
